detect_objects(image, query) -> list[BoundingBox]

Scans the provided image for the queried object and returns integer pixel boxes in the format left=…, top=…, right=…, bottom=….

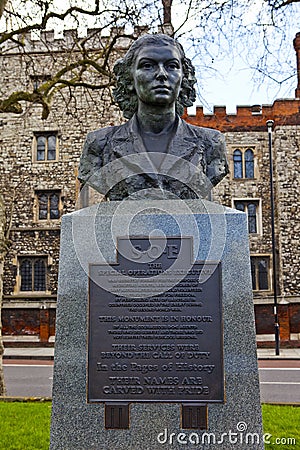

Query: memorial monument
left=78, top=33, right=229, bottom=200
left=50, top=34, right=264, bottom=449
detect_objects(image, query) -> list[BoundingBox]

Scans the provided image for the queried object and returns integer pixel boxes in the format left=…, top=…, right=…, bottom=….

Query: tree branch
left=270, top=0, right=300, bottom=9
left=0, top=2, right=126, bottom=45
left=0, top=50, right=117, bottom=118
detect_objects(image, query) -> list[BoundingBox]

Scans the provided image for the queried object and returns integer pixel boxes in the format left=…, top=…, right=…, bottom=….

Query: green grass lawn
left=0, top=402, right=298, bottom=449
left=262, top=405, right=299, bottom=449
left=0, top=401, right=51, bottom=450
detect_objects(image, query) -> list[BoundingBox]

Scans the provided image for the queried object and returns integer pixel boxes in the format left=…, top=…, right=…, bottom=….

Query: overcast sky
left=171, top=1, right=299, bottom=114
left=196, top=59, right=297, bottom=114
left=186, top=31, right=298, bottom=115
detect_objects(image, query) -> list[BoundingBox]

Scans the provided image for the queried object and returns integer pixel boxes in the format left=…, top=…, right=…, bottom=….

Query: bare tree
left=0, top=0, right=299, bottom=117
left=0, top=1, right=153, bottom=117
left=173, top=0, right=300, bottom=100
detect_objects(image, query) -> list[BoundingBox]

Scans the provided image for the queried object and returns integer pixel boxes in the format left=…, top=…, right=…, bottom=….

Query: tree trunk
left=0, top=0, right=8, bottom=19
left=162, top=0, right=173, bottom=24
left=0, top=194, right=6, bottom=396
left=161, top=0, right=174, bottom=36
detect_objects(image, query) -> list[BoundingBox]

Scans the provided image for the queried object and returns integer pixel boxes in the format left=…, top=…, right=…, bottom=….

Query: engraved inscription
left=88, top=237, right=224, bottom=403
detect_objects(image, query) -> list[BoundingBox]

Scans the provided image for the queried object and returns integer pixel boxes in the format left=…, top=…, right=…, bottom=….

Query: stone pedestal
left=50, top=199, right=264, bottom=449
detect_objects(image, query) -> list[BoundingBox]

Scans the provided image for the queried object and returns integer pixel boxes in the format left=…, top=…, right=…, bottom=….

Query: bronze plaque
left=88, top=237, right=224, bottom=403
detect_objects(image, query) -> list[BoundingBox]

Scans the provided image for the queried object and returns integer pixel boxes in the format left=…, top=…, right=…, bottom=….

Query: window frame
left=32, top=131, right=59, bottom=163
left=34, top=189, right=63, bottom=223
left=250, top=255, right=272, bottom=292
left=232, top=198, right=262, bottom=235
left=231, top=146, right=257, bottom=180
left=30, top=74, right=51, bottom=92
left=16, top=255, right=50, bottom=294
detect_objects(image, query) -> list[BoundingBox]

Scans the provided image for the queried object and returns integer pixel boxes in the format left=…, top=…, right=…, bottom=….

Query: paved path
left=258, top=359, right=300, bottom=404
left=3, top=360, right=53, bottom=398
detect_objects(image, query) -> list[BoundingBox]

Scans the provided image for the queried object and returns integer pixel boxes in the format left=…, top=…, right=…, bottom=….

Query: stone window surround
left=33, top=189, right=63, bottom=224
left=13, top=254, right=52, bottom=295
left=32, top=130, right=59, bottom=163
left=229, top=146, right=258, bottom=180
left=231, top=197, right=262, bottom=235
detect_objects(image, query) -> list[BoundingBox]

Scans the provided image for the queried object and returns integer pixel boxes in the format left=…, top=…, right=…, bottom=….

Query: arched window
left=233, top=148, right=255, bottom=179
left=233, top=149, right=243, bottom=178
left=34, top=132, right=58, bottom=161
left=234, top=201, right=245, bottom=212
left=247, top=203, right=257, bottom=233
left=37, top=136, right=46, bottom=161
left=234, top=200, right=259, bottom=234
left=245, top=149, right=254, bottom=178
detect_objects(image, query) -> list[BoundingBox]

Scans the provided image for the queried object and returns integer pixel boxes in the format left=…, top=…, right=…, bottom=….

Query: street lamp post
left=266, top=120, right=280, bottom=356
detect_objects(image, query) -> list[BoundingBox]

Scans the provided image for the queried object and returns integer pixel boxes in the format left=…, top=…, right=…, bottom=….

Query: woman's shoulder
left=85, top=125, right=117, bottom=145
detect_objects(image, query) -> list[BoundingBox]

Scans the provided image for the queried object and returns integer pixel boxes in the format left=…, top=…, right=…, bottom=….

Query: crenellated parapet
left=0, top=25, right=148, bottom=54
left=183, top=98, right=300, bottom=132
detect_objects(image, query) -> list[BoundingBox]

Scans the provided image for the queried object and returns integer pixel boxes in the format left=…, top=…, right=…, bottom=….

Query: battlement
left=0, top=25, right=147, bottom=54
left=183, top=99, right=300, bottom=132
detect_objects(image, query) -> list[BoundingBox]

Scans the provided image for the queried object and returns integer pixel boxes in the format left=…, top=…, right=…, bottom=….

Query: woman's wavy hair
left=113, top=34, right=197, bottom=119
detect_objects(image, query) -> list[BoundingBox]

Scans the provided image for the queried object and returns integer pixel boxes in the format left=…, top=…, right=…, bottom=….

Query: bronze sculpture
left=78, top=34, right=228, bottom=200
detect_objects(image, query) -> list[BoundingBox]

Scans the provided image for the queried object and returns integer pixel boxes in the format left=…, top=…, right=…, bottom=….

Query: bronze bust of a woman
left=78, top=34, right=228, bottom=200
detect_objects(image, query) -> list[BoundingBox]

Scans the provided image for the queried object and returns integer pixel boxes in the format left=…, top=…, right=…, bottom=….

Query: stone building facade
left=0, top=29, right=126, bottom=344
left=183, top=98, right=300, bottom=347
left=1, top=30, right=300, bottom=348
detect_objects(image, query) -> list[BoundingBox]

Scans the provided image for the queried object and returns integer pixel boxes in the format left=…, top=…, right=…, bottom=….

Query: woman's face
left=131, top=44, right=183, bottom=108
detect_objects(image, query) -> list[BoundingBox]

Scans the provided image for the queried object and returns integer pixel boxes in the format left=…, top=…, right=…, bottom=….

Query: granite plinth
left=50, top=199, right=264, bottom=449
